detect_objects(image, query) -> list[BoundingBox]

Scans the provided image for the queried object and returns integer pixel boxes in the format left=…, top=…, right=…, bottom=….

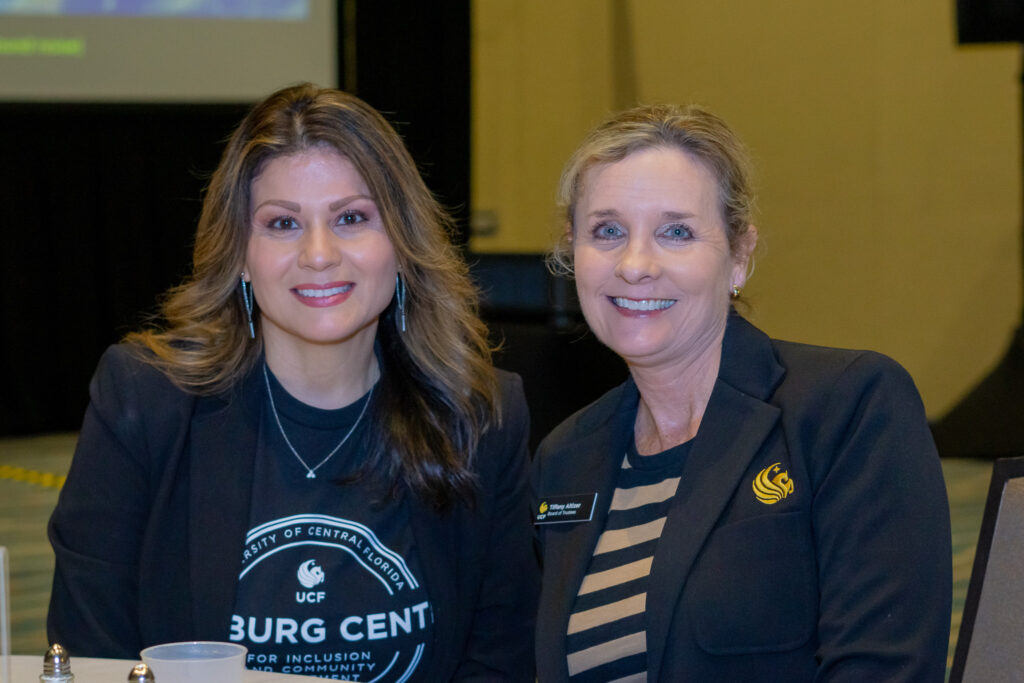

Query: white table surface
left=6, top=654, right=336, bottom=681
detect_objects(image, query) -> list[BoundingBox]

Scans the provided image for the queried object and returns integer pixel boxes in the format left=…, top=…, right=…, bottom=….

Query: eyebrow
left=254, top=199, right=300, bottom=212
left=329, top=194, right=374, bottom=211
left=586, top=208, right=697, bottom=220
left=253, top=194, right=374, bottom=213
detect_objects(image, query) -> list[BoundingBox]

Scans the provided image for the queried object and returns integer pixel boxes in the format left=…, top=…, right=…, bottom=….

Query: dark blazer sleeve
left=791, top=350, right=951, bottom=682
left=451, top=371, right=540, bottom=681
left=47, top=345, right=192, bottom=658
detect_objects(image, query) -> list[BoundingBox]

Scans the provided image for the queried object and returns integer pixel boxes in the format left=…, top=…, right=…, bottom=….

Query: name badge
left=534, top=493, right=597, bottom=525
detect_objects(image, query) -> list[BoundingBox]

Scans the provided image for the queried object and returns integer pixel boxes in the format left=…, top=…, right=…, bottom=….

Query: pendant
left=306, top=471, right=316, bottom=479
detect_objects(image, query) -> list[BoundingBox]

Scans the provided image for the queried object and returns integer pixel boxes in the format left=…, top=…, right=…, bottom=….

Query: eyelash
left=659, top=224, right=693, bottom=240
left=336, top=211, right=366, bottom=226
left=589, top=222, right=693, bottom=241
left=264, top=210, right=368, bottom=231
left=267, top=216, right=299, bottom=231
left=591, top=221, right=624, bottom=240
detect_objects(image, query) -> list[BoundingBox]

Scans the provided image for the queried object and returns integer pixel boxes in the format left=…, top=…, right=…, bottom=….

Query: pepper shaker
left=40, top=644, right=74, bottom=682
left=128, top=662, right=155, bottom=682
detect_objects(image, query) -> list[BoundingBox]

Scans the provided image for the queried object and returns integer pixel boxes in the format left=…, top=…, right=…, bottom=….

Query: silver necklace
left=262, top=364, right=373, bottom=479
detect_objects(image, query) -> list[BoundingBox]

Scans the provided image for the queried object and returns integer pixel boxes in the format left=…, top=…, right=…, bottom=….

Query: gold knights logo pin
left=752, top=462, right=794, bottom=504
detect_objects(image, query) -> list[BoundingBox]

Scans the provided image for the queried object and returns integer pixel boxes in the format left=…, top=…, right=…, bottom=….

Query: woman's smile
left=292, top=281, right=355, bottom=307
left=609, top=296, right=677, bottom=313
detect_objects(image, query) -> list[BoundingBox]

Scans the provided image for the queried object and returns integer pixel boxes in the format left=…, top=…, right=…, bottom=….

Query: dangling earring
left=240, top=274, right=256, bottom=339
left=395, top=272, right=407, bottom=333
left=730, top=284, right=741, bottom=299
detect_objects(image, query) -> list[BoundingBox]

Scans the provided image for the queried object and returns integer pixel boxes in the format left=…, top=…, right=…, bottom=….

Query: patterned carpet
left=1, top=433, right=74, bottom=657
left=0, top=433, right=993, bottom=672
left=943, top=458, right=992, bottom=672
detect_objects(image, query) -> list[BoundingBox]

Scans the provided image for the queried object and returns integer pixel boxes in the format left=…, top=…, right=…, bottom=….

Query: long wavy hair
left=127, top=83, right=498, bottom=508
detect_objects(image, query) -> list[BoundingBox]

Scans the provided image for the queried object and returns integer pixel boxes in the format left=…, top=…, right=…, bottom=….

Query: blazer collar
left=645, top=313, right=785, bottom=680
left=536, top=382, right=639, bottom=678
left=188, top=361, right=264, bottom=640
left=718, top=310, right=785, bottom=400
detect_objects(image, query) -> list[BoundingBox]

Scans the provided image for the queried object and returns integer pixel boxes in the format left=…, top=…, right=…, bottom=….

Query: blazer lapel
left=188, top=367, right=263, bottom=640
left=537, top=383, right=637, bottom=678
left=645, top=313, right=785, bottom=681
left=645, top=383, right=780, bottom=680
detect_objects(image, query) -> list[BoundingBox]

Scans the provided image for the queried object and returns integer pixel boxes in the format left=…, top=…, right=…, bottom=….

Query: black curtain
left=346, top=1, right=472, bottom=245
left=1, top=103, right=247, bottom=434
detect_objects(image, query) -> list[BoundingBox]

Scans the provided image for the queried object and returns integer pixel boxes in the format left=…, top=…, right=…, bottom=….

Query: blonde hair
left=549, top=103, right=756, bottom=275
left=128, top=83, right=497, bottom=507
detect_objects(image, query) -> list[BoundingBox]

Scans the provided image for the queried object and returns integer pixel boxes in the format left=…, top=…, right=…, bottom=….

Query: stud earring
left=240, top=274, right=255, bottom=339
left=730, top=284, right=741, bottom=299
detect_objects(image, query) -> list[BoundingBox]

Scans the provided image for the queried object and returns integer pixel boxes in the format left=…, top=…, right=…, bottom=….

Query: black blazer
left=534, top=314, right=951, bottom=682
left=48, top=345, right=539, bottom=681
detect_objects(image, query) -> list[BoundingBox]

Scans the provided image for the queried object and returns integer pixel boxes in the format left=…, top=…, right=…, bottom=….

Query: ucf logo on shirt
left=232, top=513, right=432, bottom=681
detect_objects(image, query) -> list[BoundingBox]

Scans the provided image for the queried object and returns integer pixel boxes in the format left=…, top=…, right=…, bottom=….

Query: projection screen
left=0, top=0, right=337, bottom=102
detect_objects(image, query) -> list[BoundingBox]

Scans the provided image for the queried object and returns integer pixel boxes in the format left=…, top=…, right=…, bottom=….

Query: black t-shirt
left=230, top=368, right=434, bottom=681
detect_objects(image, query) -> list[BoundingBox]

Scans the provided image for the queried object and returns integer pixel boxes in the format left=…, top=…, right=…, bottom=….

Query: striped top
left=566, top=439, right=690, bottom=683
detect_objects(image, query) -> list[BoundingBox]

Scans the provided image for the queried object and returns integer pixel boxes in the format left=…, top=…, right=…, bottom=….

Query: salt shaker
left=40, top=643, right=74, bottom=682
left=127, top=662, right=156, bottom=682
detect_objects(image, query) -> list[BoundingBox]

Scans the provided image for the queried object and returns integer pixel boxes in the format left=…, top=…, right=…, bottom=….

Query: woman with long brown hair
left=47, top=83, right=538, bottom=681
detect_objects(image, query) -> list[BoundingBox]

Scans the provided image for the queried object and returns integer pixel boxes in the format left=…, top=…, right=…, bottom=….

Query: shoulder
left=478, top=368, right=529, bottom=450
left=726, top=316, right=933, bottom=461
left=88, top=343, right=199, bottom=437
left=91, top=343, right=186, bottom=400
left=470, top=370, right=532, bottom=490
left=491, top=368, right=526, bottom=424
left=769, top=338, right=920, bottom=406
left=766, top=338, right=933, bottom=472
left=495, top=367, right=525, bottom=401
left=723, top=313, right=918, bottom=403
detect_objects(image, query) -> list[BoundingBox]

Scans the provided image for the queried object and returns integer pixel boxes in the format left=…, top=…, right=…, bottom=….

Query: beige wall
left=471, top=0, right=1022, bottom=419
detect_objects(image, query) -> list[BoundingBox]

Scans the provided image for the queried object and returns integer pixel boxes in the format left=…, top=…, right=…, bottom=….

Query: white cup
left=140, top=641, right=246, bottom=683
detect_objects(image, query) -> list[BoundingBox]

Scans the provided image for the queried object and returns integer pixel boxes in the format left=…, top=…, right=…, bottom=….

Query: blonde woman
left=533, top=104, right=950, bottom=682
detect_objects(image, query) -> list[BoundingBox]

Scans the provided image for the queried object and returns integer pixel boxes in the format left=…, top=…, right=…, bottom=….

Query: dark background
left=956, top=0, right=1024, bottom=43
left=928, top=0, right=1024, bottom=459
left=1, top=1, right=624, bottom=447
